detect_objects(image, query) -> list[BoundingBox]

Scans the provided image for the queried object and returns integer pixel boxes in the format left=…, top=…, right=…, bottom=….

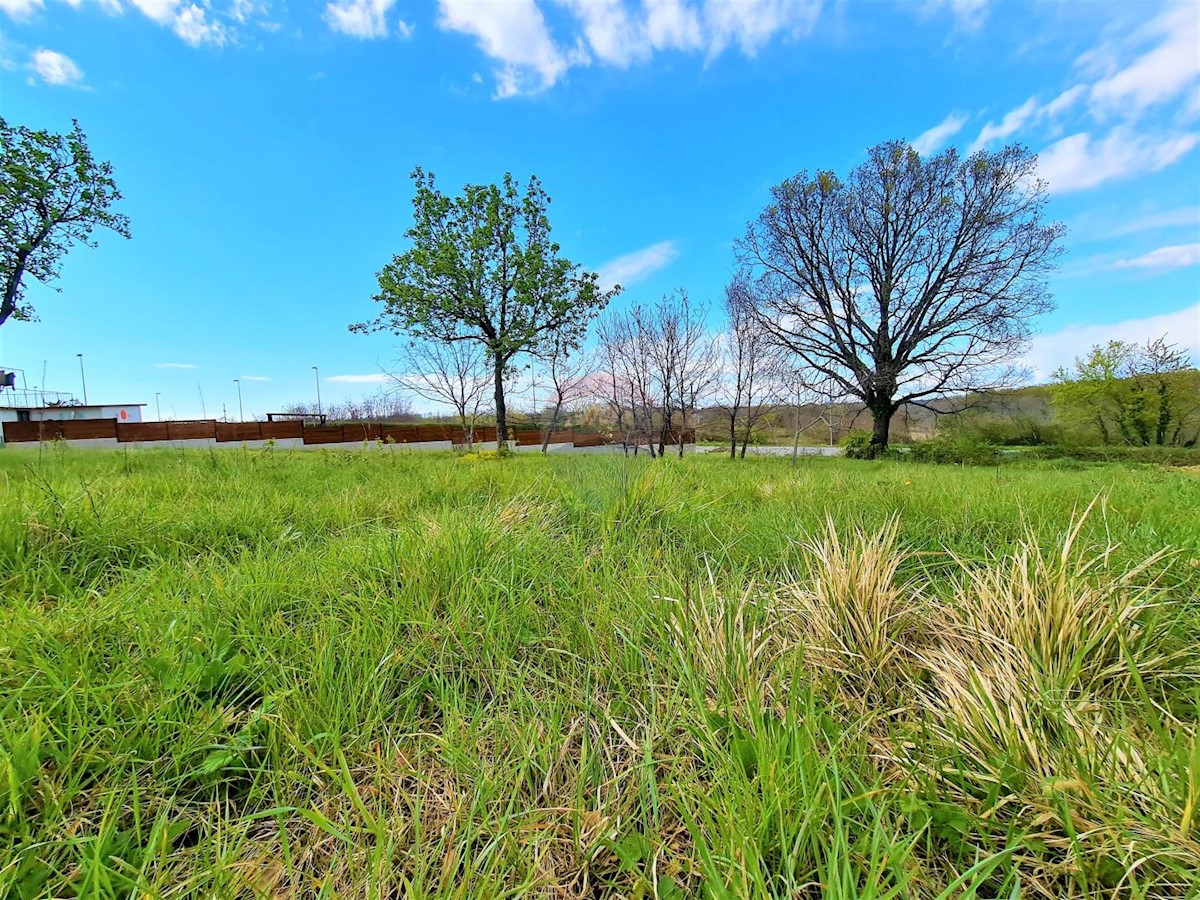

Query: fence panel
left=302, top=425, right=346, bottom=444
left=215, top=422, right=263, bottom=442
left=381, top=424, right=418, bottom=443
left=341, top=422, right=383, bottom=443
left=59, top=419, right=118, bottom=440
left=572, top=432, right=609, bottom=448
left=167, top=420, right=217, bottom=440
left=117, top=422, right=170, bottom=442
left=3, top=421, right=49, bottom=442
left=260, top=420, right=303, bottom=440
left=514, top=430, right=544, bottom=446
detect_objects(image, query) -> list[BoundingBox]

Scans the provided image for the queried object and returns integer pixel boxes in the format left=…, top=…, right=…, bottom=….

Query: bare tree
left=713, top=272, right=784, bottom=458
left=530, top=335, right=593, bottom=453
left=596, top=307, right=659, bottom=455
left=646, top=290, right=718, bottom=458
left=395, top=337, right=491, bottom=448
left=737, top=141, right=1065, bottom=451
left=284, top=388, right=415, bottom=422
left=596, top=292, right=718, bottom=458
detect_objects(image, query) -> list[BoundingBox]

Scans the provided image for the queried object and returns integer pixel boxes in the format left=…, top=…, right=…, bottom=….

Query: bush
left=1029, top=444, right=1200, bottom=467
left=909, top=436, right=999, bottom=466
left=841, top=431, right=878, bottom=459
left=459, top=447, right=511, bottom=462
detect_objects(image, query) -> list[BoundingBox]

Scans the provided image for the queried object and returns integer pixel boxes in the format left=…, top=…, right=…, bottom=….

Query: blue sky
left=1, top=0, right=1197, bottom=420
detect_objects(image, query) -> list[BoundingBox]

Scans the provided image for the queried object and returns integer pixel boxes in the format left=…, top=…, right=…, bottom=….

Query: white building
left=0, top=401, right=145, bottom=424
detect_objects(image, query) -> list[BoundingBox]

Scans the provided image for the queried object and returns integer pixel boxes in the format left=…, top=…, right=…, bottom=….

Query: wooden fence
left=1, top=417, right=692, bottom=449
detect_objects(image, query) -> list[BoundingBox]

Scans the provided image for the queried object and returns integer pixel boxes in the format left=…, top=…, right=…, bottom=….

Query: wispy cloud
left=155, top=362, right=197, bottom=369
left=1024, top=302, right=1200, bottom=381
left=325, top=0, right=410, bottom=40
left=911, top=111, right=968, bottom=155
left=327, top=373, right=390, bottom=384
left=921, top=0, right=989, bottom=33
left=28, top=48, right=86, bottom=87
left=597, top=240, right=678, bottom=291
left=1038, top=128, right=1198, bottom=194
left=1111, top=243, right=1200, bottom=272
left=1108, top=207, right=1200, bottom=237
left=240, top=374, right=271, bottom=382
left=2, top=0, right=250, bottom=46
left=437, top=0, right=823, bottom=98
left=1086, top=2, right=1200, bottom=120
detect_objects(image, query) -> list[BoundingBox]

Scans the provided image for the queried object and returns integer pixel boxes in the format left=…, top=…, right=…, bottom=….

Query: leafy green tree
left=1051, top=337, right=1199, bottom=446
left=1, top=117, right=130, bottom=328
left=353, top=168, right=617, bottom=449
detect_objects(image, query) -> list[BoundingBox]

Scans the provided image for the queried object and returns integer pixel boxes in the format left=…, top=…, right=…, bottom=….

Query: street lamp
left=312, top=366, right=322, bottom=418
left=155, top=392, right=162, bottom=421
left=76, top=353, right=88, bottom=405
left=234, top=379, right=244, bottom=422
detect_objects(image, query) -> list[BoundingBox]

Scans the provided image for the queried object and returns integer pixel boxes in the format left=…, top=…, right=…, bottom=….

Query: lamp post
left=234, top=379, right=244, bottom=422
left=312, top=366, right=322, bottom=418
left=155, top=392, right=162, bottom=421
left=76, top=353, right=88, bottom=405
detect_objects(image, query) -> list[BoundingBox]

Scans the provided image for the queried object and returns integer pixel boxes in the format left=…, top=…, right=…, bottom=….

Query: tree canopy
left=1, top=117, right=130, bottom=329
left=353, top=168, right=617, bottom=449
left=1051, top=337, right=1199, bottom=447
left=737, top=140, right=1064, bottom=449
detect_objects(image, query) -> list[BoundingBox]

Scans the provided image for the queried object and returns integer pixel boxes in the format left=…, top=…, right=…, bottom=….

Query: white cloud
left=172, top=3, right=227, bottom=45
left=29, top=48, right=85, bottom=86
left=597, top=240, right=678, bottom=291
left=1088, top=3, right=1200, bottom=121
left=1037, top=128, right=1198, bottom=194
left=328, top=373, right=391, bottom=383
left=1024, top=303, right=1200, bottom=381
left=440, top=0, right=825, bottom=97
left=911, top=111, right=968, bottom=155
left=2, top=0, right=239, bottom=46
left=1111, top=243, right=1200, bottom=272
left=702, top=0, right=821, bottom=56
left=921, top=0, right=988, bottom=33
left=155, top=362, right=198, bottom=369
left=325, top=0, right=408, bottom=39
left=1109, top=207, right=1200, bottom=237
left=127, top=0, right=177, bottom=22
left=970, top=86, right=1084, bottom=151
left=240, top=374, right=272, bottom=381
left=438, top=0, right=575, bottom=97
left=0, top=0, right=42, bottom=20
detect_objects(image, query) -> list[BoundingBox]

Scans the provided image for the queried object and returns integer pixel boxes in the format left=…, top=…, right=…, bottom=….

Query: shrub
left=909, top=436, right=999, bottom=466
left=840, top=431, right=878, bottom=459
left=1030, top=444, right=1200, bottom=467
left=459, top=447, right=510, bottom=462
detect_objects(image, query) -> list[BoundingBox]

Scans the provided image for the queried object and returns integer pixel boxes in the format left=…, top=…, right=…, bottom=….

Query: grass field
left=1, top=447, right=1198, bottom=898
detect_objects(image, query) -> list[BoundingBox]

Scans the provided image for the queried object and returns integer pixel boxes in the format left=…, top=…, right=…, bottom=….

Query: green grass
left=1, top=447, right=1197, bottom=898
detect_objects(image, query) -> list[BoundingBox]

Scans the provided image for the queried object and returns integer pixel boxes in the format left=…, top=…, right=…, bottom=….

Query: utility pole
left=234, top=379, right=244, bottom=422
left=312, top=365, right=322, bottom=418
left=155, top=392, right=162, bottom=421
left=76, top=353, right=88, bottom=405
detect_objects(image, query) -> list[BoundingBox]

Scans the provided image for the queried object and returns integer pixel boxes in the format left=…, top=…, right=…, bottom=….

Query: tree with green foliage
left=737, top=140, right=1064, bottom=451
left=1, top=117, right=130, bottom=329
left=1051, top=336, right=1199, bottom=447
left=353, top=168, right=618, bottom=450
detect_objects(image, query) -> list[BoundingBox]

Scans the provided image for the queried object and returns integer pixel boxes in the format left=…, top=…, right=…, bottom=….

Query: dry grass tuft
left=782, top=515, right=926, bottom=696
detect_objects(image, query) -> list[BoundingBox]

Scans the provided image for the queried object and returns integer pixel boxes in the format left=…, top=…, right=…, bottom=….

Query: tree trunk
left=493, top=357, right=508, bottom=451
left=458, top=408, right=472, bottom=450
left=791, top=405, right=801, bottom=468
left=869, top=404, right=892, bottom=451
left=541, top=401, right=563, bottom=454
left=729, top=415, right=737, bottom=459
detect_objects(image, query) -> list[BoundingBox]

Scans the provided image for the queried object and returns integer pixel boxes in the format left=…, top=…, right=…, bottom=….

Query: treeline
left=349, top=142, right=1067, bottom=454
